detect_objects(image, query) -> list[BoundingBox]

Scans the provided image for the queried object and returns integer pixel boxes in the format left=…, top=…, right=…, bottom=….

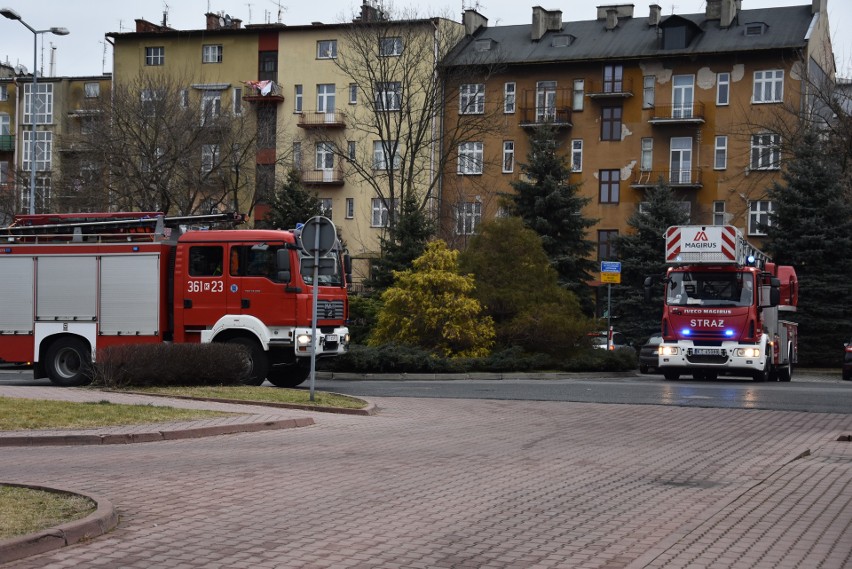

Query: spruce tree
left=368, top=193, right=434, bottom=291
left=507, top=125, right=597, bottom=312
left=612, top=180, right=690, bottom=345
left=261, top=168, right=323, bottom=230
left=765, top=130, right=852, bottom=366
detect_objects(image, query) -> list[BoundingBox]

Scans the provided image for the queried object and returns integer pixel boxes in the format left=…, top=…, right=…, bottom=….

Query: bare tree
left=58, top=72, right=257, bottom=215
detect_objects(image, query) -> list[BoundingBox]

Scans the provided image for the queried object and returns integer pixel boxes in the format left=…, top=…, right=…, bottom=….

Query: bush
left=347, top=294, right=383, bottom=345
left=91, top=343, right=250, bottom=388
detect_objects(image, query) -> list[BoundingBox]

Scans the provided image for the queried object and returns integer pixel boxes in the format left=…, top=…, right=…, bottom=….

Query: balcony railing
left=648, top=103, right=706, bottom=124
left=586, top=77, right=634, bottom=98
left=518, top=87, right=573, bottom=128
left=242, top=80, right=285, bottom=103
left=630, top=168, right=703, bottom=188
left=299, top=166, right=345, bottom=185
left=0, top=135, right=14, bottom=152
left=297, top=110, right=347, bottom=128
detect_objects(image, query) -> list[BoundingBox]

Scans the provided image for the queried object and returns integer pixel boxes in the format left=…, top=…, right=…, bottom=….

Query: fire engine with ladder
left=0, top=211, right=350, bottom=387
left=647, top=225, right=798, bottom=382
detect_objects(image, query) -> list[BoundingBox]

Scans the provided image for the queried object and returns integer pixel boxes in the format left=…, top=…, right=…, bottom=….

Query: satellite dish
left=218, top=16, right=225, bottom=27
left=14, top=63, right=27, bottom=75
left=224, top=14, right=232, bottom=27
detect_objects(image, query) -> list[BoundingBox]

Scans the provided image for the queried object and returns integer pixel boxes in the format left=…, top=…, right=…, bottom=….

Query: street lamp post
left=0, top=7, right=68, bottom=214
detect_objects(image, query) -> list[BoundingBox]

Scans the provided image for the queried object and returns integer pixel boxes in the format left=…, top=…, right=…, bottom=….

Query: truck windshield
left=299, top=250, right=344, bottom=287
left=667, top=271, right=754, bottom=307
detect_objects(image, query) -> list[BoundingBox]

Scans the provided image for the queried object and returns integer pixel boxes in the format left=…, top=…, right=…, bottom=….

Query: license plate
left=693, top=348, right=721, bottom=356
left=325, top=334, right=339, bottom=343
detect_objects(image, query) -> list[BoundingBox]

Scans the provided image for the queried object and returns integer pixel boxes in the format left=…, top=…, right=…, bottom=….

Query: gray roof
left=445, top=5, right=815, bottom=66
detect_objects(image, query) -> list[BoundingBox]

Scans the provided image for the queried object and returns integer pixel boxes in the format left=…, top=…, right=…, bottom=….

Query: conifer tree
left=367, top=194, right=434, bottom=291
left=765, top=130, right=852, bottom=365
left=261, top=168, right=323, bottom=230
left=507, top=125, right=597, bottom=311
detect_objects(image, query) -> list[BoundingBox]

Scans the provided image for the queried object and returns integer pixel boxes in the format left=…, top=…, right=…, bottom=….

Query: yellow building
left=440, top=0, right=834, bottom=259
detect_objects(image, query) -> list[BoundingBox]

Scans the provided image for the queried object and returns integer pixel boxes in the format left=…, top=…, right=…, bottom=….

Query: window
left=373, top=140, right=400, bottom=170
left=601, top=106, right=622, bottom=141
left=748, top=201, right=773, bottom=235
left=455, top=202, right=482, bottom=235
left=459, top=83, right=485, bottom=114
left=603, top=64, right=623, bottom=93
left=504, top=82, right=516, bottom=114
left=753, top=70, right=783, bottom=103
left=346, top=198, right=354, bottom=219
left=24, top=83, right=53, bottom=124
left=293, top=142, right=302, bottom=168
left=571, top=139, right=583, bottom=172
left=179, top=89, right=189, bottom=108
left=317, top=40, right=337, bottom=59
left=670, top=137, right=693, bottom=184
left=713, top=201, right=726, bottom=225
left=349, top=83, right=358, bottom=104
left=80, top=116, right=95, bottom=135
left=672, top=75, right=695, bottom=118
left=189, top=246, right=224, bottom=277
left=347, top=141, right=356, bottom=161
left=320, top=198, right=333, bottom=219
left=599, top=169, right=620, bottom=203
left=573, top=79, right=584, bottom=111
left=640, top=138, right=653, bottom=171
left=751, top=133, right=780, bottom=170
left=371, top=198, right=397, bottom=227
left=317, top=84, right=336, bottom=112
left=200, top=91, right=222, bottom=125
left=458, top=142, right=483, bottom=175
left=643, top=75, right=655, bottom=108
left=502, top=141, right=514, bottom=173
left=141, top=89, right=162, bottom=117
left=0, top=114, right=9, bottom=135
left=141, top=147, right=165, bottom=174
left=294, top=85, right=303, bottom=112
left=717, top=72, right=730, bottom=105
left=84, top=82, right=100, bottom=98
left=201, top=144, right=220, bottom=174
left=0, top=161, right=8, bottom=183
left=714, top=136, right=727, bottom=169
left=233, top=88, right=243, bottom=115
left=598, top=230, right=618, bottom=260
left=258, top=51, right=277, bottom=81
left=315, top=142, right=335, bottom=170
left=202, top=44, right=223, bottom=63
left=536, top=81, right=557, bottom=122
left=22, top=131, right=52, bottom=172
left=375, top=82, right=401, bottom=111
left=145, top=46, right=165, bottom=66
left=0, top=84, right=6, bottom=101
left=745, top=23, right=766, bottom=36
left=379, top=37, right=403, bottom=56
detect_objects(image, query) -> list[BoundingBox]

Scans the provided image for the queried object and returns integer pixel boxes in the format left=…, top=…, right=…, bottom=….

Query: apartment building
left=0, top=63, right=111, bottom=218
left=439, top=0, right=834, bottom=258
left=108, top=5, right=463, bottom=283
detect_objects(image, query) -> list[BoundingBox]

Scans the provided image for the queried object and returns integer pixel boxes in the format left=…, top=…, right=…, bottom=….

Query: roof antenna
left=162, top=2, right=170, bottom=27
left=245, top=3, right=253, bottom=24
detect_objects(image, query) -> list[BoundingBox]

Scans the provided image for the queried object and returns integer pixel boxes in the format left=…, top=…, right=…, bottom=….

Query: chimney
left=358, top=0, right=386, bottom=22
left=206, top=12, right=221, bottom=30
left=596, top=4, right=635, bottom=20
left=606, top=8, right=619, bottom=30
left=463, top=9, right=488, bottom=36
left=648, top=4, right=661, bottom=26
left=705, top=0, right=721, bottom=19
left=720, top=0, right=737, bottom=28
left=532, top=6, right=562, bottom=41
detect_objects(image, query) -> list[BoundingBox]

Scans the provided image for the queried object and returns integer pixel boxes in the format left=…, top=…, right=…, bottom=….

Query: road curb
left=123, top=391, right=378, bottom=416
left=0, top=483, right=119, bottom=565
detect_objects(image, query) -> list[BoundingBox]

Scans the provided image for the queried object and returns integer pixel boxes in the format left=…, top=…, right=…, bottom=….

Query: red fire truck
left=648, top=225, right=798, bottom=382
left=0, top=212, right=350, bottom=387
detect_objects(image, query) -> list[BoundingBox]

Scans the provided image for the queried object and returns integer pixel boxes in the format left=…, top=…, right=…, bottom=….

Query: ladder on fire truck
left=1, top=212, right=246, bottom=243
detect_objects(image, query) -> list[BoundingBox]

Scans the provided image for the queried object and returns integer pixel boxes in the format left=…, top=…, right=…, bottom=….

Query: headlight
left=736, top=347, right=761, bottom=358
left=660, top=345, right=679, bottom=356
left=343, top=333, right=351, bottom=344
left=296, top=334, right=312, bottom=346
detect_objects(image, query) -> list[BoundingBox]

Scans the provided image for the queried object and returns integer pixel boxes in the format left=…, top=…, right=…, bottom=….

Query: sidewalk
left=1, top=385, right=850, bottom=568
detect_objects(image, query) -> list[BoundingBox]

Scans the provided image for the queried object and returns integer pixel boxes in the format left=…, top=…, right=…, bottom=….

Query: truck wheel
left=752, top=357, right=769, bottom=382
left=44, top=338, right=92, bottom=387
left=663, top=371, right=679, bottom=381
left=778, top=351, right=792, bottom=382
left=267, top=361, right=311, bottom=388
left=639, top=364, right=649, bottom=374
left=226, top=338, right=268, bottom=386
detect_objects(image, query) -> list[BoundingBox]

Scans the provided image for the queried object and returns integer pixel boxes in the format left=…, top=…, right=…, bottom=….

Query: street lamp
left=1, top=7, right=69, bottom=214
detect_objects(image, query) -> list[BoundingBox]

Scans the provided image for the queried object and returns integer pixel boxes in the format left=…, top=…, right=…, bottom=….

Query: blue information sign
left=601, top=261, right=621, bottom=273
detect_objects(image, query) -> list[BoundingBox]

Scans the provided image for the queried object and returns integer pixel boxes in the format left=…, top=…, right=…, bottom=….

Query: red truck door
left=179, top=244, right=228, bottom=334
left=225, top=244, right=297, bottom=327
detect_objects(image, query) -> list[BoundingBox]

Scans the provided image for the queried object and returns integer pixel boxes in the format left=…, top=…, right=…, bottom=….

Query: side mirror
left=276, top=249, right=291, bottom=283
left=343, top=254, right=353, bottom=284
left=643, top=276, right=653, bottom=303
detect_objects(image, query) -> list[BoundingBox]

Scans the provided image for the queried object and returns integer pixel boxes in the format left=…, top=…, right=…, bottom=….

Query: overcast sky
left=2, top=0, right=850, bottom=78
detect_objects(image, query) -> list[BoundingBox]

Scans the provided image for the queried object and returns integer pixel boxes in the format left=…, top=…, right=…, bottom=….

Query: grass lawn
left=0, top=485, right=96, bottom=540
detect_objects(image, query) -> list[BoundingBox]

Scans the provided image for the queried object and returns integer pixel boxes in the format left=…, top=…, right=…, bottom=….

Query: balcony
left=630, top=168, right=703, bottom=189
left=242, top=80, right=285, bottom=103
left=518, top=88, right=573, bottom=129
left=648, top=103, right=706, bottom=125
left=299, top=166, right=345, bottom=186
left=0, top=135, right=14, bottom=152
left=587, top=77, right=634, bottom=99
left=297, top=110, right=347, bottom=129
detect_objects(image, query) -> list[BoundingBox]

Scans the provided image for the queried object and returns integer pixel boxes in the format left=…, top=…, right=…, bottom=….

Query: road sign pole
left=309, top=218, right=321, bottom=402
left=607, top=283, right=612, bottom=350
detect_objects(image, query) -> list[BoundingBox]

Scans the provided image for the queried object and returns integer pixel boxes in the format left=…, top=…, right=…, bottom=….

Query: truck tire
left=639, top=364, right=649, bottom=374
left=44, top=337, right=92, bottom=387
left=267, top=361, right=311, bottom=388
left=778, top=349, right=792, bottom=382
left=226, top=337, right=268, bottom=386
left=663, top=371, right=679, bottom=381
left=752, top=356, right=769, bottom=382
